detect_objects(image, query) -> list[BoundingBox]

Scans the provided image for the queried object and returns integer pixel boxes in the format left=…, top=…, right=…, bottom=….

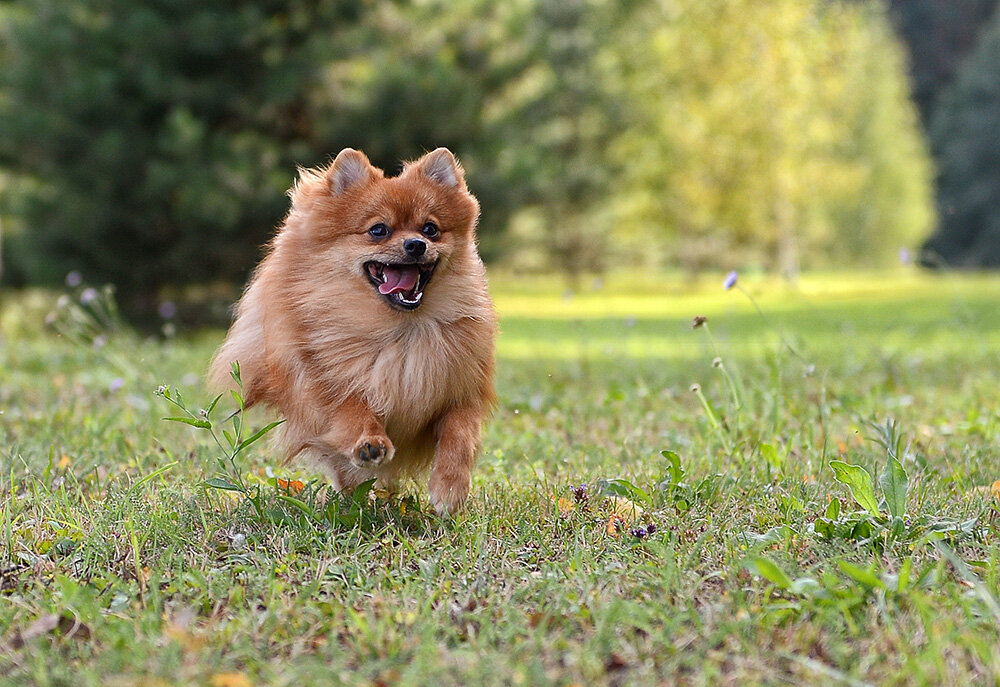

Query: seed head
left=692, top=315, right=708, bottom=329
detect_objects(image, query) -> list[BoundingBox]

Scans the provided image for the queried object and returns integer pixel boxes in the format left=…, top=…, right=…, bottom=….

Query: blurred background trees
left=0, top=0, right=997, bottom=319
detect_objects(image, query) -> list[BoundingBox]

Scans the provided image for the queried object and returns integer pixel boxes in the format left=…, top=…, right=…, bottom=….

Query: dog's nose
left=404, top=238, right=426, bottom=257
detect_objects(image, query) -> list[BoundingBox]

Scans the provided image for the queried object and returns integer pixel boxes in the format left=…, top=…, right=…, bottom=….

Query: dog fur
left=208, top=148, right=496, bottom=514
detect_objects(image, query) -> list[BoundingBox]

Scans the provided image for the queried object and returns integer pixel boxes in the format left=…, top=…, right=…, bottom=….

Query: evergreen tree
left=923, top=6, right=1000, bottom=267
left=886, top=0, right=998, bottom=128
left=0, top=0, right=362, bottom=315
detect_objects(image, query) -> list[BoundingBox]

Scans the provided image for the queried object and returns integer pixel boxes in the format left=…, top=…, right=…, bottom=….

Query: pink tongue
left=379, top=265, right=420, bottom=295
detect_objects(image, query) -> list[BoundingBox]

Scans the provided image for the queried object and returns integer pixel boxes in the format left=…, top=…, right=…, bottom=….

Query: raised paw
left=352, top=435, right=394, bottom=468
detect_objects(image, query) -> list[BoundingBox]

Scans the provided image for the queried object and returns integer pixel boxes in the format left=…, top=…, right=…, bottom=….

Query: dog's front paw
left=428, top=470, right=470, bottom=516
left=351, top=435, right=394, bottom=468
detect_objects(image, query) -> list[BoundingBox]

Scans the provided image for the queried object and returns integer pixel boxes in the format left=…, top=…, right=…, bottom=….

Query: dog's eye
left=368, top=223, right=390, bottom=239
left=422, top=222, right=439, bottom=239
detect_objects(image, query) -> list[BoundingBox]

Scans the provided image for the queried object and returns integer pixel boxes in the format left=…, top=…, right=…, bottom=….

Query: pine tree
left=923, top=6, right=1000, bottom=267
left=0, top=0, right=360, bottom=316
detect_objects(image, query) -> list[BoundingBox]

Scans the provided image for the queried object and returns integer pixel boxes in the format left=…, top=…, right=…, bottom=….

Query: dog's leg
left=314, top=396, right=395, bottom=471
left=428, top=404, right=484, bottom=515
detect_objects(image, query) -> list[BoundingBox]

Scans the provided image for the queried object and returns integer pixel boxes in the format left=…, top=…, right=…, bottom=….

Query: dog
left=209, top=147, right=496, bottom=514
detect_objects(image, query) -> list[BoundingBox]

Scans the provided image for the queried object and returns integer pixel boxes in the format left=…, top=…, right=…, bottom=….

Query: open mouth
left=364, top=260, right=437, bottom=310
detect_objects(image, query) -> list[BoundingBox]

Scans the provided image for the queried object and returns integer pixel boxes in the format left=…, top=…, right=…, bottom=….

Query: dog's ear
left=327, top=148, right=377, bottom=195
left=414, top=148, right=466, bottom=190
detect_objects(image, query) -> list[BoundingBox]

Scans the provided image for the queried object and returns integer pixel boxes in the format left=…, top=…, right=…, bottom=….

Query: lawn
left=2, top=269, right=1000, bottom=686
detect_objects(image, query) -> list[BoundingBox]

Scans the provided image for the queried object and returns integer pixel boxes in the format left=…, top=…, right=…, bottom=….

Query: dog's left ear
left=414, top=148, right=466, bottom=190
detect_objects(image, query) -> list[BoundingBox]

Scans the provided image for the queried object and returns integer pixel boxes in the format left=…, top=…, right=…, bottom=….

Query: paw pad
left=357, top=441, right=386, bottom=464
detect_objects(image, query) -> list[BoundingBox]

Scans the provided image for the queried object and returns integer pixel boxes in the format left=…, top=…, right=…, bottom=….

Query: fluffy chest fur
left=303, top=315, right=491, bottom=435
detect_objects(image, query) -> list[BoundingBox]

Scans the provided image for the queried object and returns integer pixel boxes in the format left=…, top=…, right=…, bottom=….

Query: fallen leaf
left=210, top=673, right=252, bottom=687
left=3, top=612, right=90, bottom=651
left=276, top=479, right=304, bottom=494
left=605, top=652, right=628, bottom=671
left=556, top=496, right=575, bottom=517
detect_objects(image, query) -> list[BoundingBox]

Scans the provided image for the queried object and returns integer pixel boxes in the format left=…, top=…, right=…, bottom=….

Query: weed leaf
left=205, top=393, right=224, bottom=416
left=829, top=461, right=879, bottom=516
left=203, top=477, right=245, bottom=492
left=597, top=478, right=649, bottom=503
left=745, top=557, right=793, bottom=590
left=825, top=497, right=840, bottom=520
left=878, top=456, right=908, bottom=518
left=234, top=420, right=285, bottom=456
left=162, top=416, right=211, bottom=430
left=660, top=450, right=686, bottom=484
left=837, top=561, right=884, bottom=589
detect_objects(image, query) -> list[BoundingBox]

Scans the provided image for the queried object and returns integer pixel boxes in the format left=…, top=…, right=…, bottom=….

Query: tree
left=923, top=6, right=1000, bottom=267
left=886, top=0, right=998, bottom=128
left=611, top=0, right=933, bottom=274
left=0, top=0, right=365, bottom=316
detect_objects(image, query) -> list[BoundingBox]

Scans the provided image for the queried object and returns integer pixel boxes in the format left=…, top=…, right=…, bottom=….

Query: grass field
left=3, top=270, right=1000, bottom=685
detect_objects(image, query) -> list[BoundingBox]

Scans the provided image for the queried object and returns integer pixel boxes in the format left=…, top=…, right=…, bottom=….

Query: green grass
left=2, top=269, right=1000, bottom=686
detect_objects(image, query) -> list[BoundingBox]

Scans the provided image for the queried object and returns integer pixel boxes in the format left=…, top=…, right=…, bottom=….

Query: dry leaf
left=602, top=496, right=644, bottom=537
left=276, top=479, right=304, bottom=494
left=210, top=673, right=252, bottom=687
left=3, top=612, right=90, bottom=651
left=607, top=496, right=644, bottom=521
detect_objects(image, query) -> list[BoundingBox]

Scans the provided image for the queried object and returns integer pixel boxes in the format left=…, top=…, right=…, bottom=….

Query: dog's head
left=288, top=148, right=481, bottom=313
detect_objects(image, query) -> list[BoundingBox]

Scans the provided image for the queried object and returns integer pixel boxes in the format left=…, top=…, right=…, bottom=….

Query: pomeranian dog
left=209, top=147, right=496, bottom=514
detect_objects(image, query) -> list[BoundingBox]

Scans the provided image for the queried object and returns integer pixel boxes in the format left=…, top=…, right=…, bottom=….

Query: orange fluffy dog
left=209, top=148, right=496, bottom=514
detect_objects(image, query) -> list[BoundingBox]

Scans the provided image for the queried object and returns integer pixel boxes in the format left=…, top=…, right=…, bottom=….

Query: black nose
left=404, top=238, right=426, bottom=257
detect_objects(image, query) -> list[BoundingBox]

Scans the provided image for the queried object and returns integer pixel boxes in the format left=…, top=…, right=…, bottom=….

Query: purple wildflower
left=723, top=271, right=738, bottom=290
left=80, top=288, right=98, bottom=305
left=109, top=377, right=125, bottom=393
left=65, top=271, right=83, bottom=288
left=158, top=301, right=177, bottom=319
left=899, top=248, right=912, bottom=266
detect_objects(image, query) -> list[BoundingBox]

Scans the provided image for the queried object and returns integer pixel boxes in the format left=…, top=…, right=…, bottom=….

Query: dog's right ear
left=327, top=148, right=377, bottom=195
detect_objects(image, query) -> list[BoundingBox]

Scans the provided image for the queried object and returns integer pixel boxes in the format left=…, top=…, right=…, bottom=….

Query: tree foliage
left=0, top=0, right=938, bottom=314
left=0, top=0, right=370, bottom=313
left=886, top=0, right=998, bottom=127
left=611, top=0, right=933, bottom=273
left=923, top=5, right=1000, bottom=267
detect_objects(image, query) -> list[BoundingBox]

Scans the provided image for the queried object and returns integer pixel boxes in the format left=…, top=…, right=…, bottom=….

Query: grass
left=2, top=269, right=1000, bottom=686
